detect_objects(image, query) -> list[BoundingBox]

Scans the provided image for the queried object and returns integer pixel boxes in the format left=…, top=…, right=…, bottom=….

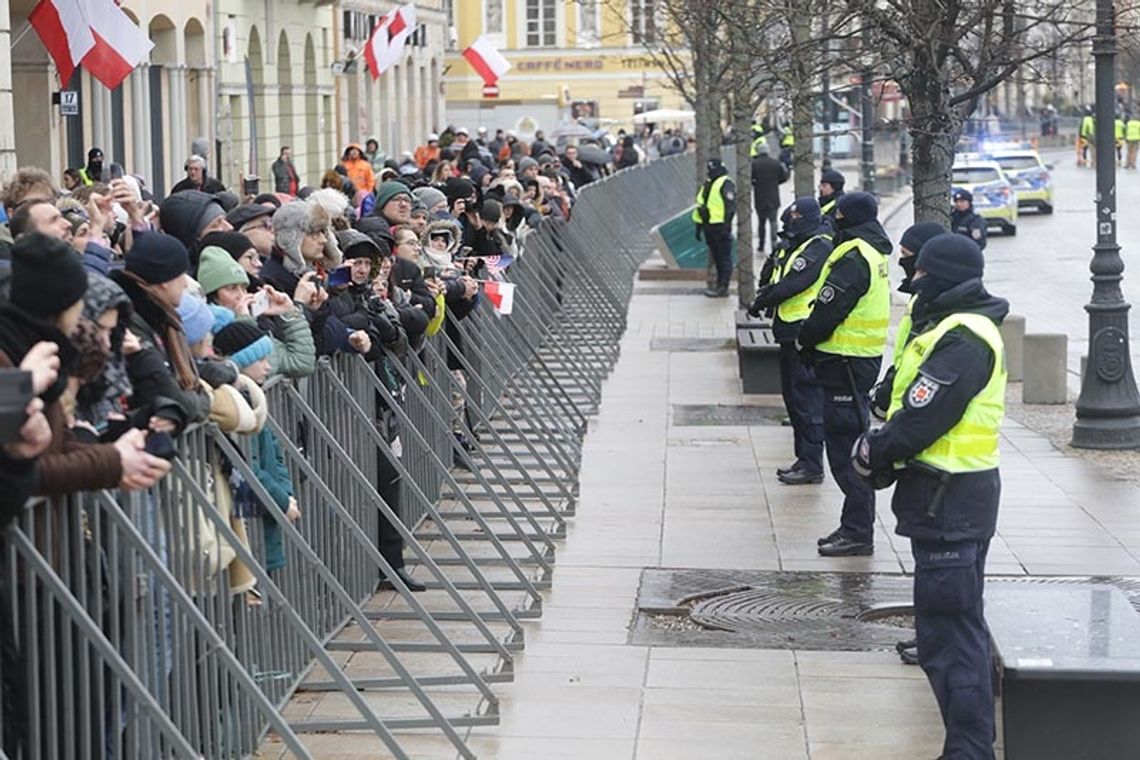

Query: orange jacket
left=340, top=144, right=375, bottom=193
left=414, top=143, right=441, bottom=169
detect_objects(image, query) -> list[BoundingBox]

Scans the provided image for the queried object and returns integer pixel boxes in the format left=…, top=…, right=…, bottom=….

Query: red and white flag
left=483, top=281, right=515, bottom=316
left=363, top=3, right=417, bottom=80
left=29, top=0, right=153, bottom=89
left=462, top=35, right=511, bottom=87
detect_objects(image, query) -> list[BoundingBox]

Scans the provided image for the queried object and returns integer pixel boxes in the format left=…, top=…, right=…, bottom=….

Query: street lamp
left=1072, top=0, right=1140, bottom=449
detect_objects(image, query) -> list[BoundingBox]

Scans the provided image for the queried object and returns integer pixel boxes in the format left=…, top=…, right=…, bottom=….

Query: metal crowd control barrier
left=0, top=154, right=697, bottom=759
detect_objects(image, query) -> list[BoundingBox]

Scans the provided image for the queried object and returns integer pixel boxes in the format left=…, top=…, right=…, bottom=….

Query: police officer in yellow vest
left=818, top=170, right=846, bottom=232
left=779, top=125, right=795, bottom=172
left=1079, top=106, right=1096, bottom=167
left=692, top=157, right=736, bottom=298
left=852, top=233, right=1007, bottom=759
left=77, top=147, right=104, bottom=186
left=749, top=122, right=769, bottom=158
left=1116, top=113, right=1126, bottom=165
left=796, top=191, right=891, bottom=556
left=1126, top=112, right=1140, bottom=169
left=748, top=198, right=832, bottom=484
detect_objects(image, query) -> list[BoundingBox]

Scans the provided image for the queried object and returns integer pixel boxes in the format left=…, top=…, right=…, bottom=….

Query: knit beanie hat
left=835, top=192, right=878, bottom=225
left=214, top=321, right=273, bottom=369
left=915, top=233, right=985, bottom=286
left=176, top=292, right=215, bottom=345
left=952, top=189, right=974, bottom=203
left=196, top=245, right=250, bottom=295
left=159, top=190, right=225, bottom=249
left=784, top=197, right=822, bottom=239
left=208, top=304, right=235, bottom=333
left=444, top=177, right=477, bottom=207
left=336, top=228, right=381, bottom=266
left=517, top=156, right=538, bottom=174
left=200, top=231, right=256, bottom=262
left=413, top=186, right=447, bottom=211
left=125, top=232, right=191, bottom=284
left=374, top=181, right=412, bottom=213
left=899, top=221, right=947, bottom=256
left=820, top=169, right=846, bottom=190
left=479, top=199, right=502, bottom=224
left=10, top=233, right=88, bottom=318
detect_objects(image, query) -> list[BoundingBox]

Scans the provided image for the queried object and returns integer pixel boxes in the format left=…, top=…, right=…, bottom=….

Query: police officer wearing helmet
left=852, top=233, right=1008, bottom=759
left=692, top=157, right=736, bottom=298
left=748, top=198, right=832, bottom=485
left=818, top=170, right=846, bottom=230
left=950, top=190, right=987, bottom=251
left=796, top=192, right=892, bottom=556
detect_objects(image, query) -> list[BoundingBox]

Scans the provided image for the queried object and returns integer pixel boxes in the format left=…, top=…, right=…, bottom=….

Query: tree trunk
left=733, top=99, right=756, bottom=306
left=690, top=15, right=717, bottom=288
left=790, top=12, right=816, bottom=198
left=908, top=91, right=963, bottom=225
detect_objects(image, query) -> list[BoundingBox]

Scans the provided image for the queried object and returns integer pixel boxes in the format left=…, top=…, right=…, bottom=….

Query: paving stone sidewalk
left=372, top=279, right=1140, bottom=759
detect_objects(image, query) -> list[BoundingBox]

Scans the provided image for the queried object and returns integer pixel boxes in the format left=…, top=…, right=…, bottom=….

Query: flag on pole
left=483, top=281, right=515, bottom=316
left=363, top=3, right=417, bottom=80
left=29, top=0, right=153, bottom=89
left=462, top=35, right=511, bottom=87
left=482, top=254, right=514, bottom=276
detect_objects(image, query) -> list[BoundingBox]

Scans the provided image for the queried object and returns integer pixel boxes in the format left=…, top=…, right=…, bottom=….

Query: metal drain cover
left=632, top=568, right=1140, bottom=652
left=650, top=337, right=735, bottom=352
left=672, top=404, right=785, bottom=426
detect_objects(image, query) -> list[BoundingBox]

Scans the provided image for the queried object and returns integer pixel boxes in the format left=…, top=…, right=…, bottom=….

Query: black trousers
left=778, top=342, right=824, bottom=473
left=376, top=449, right=405, bottom=571
left=755, top=203, right=779, bottom=253
left=823, top=386, right=875, bottom=543
left=705, top=224, right=734, bottom=288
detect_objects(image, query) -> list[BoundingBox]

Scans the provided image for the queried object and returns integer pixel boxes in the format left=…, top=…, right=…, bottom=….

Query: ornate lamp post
left=1072, top=0, right=1140, bottom=449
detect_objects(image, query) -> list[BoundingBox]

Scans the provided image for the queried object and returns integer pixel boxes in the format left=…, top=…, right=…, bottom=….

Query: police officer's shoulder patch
left=818, top=285, right=836, bottom=304
left=908, top=376, right=940, bottom=407
left=792, top=256, right=808, bottom=271
left=971, top=227, right=982, bottom=240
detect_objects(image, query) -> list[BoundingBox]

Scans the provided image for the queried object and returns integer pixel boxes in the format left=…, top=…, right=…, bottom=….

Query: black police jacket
left=950, top=208, right=987, bottom=250
left=751, top=226, right=833, bottom=343
left=864, top=278, right=1010, bottom=541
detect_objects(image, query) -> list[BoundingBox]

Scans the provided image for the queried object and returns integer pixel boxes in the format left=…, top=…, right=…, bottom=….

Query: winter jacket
left=751, top=154, right=789, bottom=211
left=253, top=310, right=316, bottom=379
left=272, top=158, right=299, bottom=195
left=259, top=249, right=355, bottom=357
left=341, top=145, right=376, bottom=193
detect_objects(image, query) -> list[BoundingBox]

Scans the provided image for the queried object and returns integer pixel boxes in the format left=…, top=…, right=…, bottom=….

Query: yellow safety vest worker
left=1116, top=118, right=1125, bottom=142
left=1080, top=115, right=1096, bottom=139
left=780, top=127, right=794, bottom=148
left=776, top=234, right=833, bottom=323
left=891, top=295, right=917, bottom=368
left=887, top=312, right=1006, bottom=471
left=812, top=238, right=890, bottom=357
left=692, top=176, right=729, bottom=225
left=1127, top=119, right=1140, bottom=142
left=77, top=167, right=95, bottom=186
left=750, top=136, right=768, bottom=157
left=820, top=199, right=838, bottom=217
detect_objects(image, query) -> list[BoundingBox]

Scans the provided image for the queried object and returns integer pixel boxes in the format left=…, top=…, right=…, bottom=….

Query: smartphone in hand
left=251, top=290, right=270, bottom=317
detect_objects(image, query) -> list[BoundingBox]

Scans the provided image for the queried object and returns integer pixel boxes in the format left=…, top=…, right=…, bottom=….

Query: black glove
left=747, top=285, right=773, bottom=318
left=796, top=340, right=816, bottom=366
left=851, top=433, right=897, bottom=490
left=695, top=226, right=704, bottom=242
left=870, top=366, right=896, bottom=421
left=198, top=358, right=240, bottom=388
left=373, top=314, right=401, bottom=345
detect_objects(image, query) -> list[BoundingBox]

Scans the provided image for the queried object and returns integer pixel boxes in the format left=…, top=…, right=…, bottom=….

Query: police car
left=951, top=156, right=1018, bottom=236
left=988, top=148, right=1054, bottom=214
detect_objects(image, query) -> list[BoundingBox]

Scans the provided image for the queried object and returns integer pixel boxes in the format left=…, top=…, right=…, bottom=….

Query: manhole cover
left=632, top=568, right=1140, bottom=651
left=650, top=337, right=735, bottom=352
left=672, top=404, right=785, bottom=426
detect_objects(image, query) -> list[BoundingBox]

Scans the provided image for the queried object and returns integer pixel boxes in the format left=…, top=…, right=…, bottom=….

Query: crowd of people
left=0, top=123, right=638, bottom=754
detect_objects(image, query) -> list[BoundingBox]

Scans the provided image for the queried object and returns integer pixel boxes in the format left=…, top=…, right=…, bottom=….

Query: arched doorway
left=304, top=34, right=320, bottom=186
left=148, top=14, right=177, bottom=195
left=276, top=30, right=293, bottom=179
left=247, top=25, right=266, bottom=181
left=185, top=18, right=209, bottom=165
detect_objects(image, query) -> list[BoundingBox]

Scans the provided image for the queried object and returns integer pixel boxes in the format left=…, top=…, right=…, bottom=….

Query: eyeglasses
left=390, top=197, right=412, bottom=206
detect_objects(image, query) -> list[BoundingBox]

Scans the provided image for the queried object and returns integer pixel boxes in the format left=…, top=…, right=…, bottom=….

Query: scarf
left=119, top=271, right=200, bottom=392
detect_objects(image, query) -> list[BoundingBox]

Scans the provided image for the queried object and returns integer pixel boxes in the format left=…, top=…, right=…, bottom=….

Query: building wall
left=444, top=0, right=686, bottom=138
left=336, top=1, right=448, bottom=162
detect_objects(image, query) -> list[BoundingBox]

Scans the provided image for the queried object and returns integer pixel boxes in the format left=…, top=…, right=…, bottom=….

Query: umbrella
left=575, top=144, right=611, bottom=165
left=632, top=108, right=696, bottom=125
left=550, top=121, right=595, bottom=140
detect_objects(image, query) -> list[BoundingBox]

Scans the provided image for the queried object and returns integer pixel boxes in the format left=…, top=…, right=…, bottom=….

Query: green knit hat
left=197, top=245, right=249, bottom=295
left=374, top=181, right=412, bottom=213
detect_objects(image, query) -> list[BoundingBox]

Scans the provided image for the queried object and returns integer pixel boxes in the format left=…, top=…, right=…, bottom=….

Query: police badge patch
left=972, top=228, right=982, bottom=240
left=792, top=257, right=808, bottom=272
left=818, top=285, right=836, bottom=304
left=908, top=376, right=940, bottom=407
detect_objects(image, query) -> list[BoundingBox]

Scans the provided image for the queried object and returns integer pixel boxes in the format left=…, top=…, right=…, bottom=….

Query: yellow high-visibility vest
left=776, top=234, right=832, bottom=323
left=813, top=239, right=890, bottom=357
left=887, top=312, right=1006, bottom=472
left=692, top=176, right=729, bottom=225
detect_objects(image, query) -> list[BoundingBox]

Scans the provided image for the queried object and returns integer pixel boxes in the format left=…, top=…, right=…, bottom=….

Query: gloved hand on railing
left=114, top=428, right=172, bottom=491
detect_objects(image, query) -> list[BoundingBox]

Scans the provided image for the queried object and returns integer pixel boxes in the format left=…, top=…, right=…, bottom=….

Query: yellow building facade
left=444, top=0, right=686, bottom=136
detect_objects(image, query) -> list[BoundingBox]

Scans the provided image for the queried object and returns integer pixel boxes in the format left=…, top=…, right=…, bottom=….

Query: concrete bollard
left=1023, top=334, right=1068, bottom=404
left=1000, top=314, right=1026, bottom=382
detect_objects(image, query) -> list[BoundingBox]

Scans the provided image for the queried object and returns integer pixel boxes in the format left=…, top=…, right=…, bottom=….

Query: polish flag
left=462, top=36, right=511, bottom=87
left=363, top=3, right=417, bottom=80
left=483, top=281, right=515, bottom=316
left=82, top=0, right=154, bottom=89
left=28, top=0, right=152, bottom=89
left=28, top=0, right=94, bottom=84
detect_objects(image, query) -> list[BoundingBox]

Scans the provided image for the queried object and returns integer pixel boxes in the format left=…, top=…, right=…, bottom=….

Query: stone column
left=0, top=0, right=16, bottom=180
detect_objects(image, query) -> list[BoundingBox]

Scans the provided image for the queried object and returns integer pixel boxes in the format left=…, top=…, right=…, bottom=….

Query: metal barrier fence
left=0, top=153, right=696, bottom=759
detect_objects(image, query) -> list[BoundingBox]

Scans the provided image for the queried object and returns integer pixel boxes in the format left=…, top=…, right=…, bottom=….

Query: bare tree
left=849, top=0, right=1102, bottom=223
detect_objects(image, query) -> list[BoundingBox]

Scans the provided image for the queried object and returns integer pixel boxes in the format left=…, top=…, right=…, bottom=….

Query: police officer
left=78, top=147, right=104, bottom=186
left=749, top=122, right=769, bottom=158
left=818, top=170, right=846, bottom=230
left=950, top=190, right=986, bottom=251
left=1079, top=106, right=1096, bottom=167
left=871, top=220, right=947, bottom=667
left=796, top=192, right=892, bottom=556
left=1116, top=112, right=1126, bottom=166
left=751, top=142, right=789, bottom=254
left=779, top=124, right=795, bottom=171
left=748, top=198, right=831, bottom=485
left=1126, top=112, right=1140, bottom=169
left=851, top=233, right=1007, bottom=759
left=693, top=157, right=736, bottom=298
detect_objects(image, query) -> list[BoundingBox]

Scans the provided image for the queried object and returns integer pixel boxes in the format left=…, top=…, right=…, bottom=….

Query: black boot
left=380, top=568, right=427, bottom=592
left=703, top=285, right=729, bottom=298
left=777, top=464, right=824, bottom=485
left=818, top=536, right=874, bottom=557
